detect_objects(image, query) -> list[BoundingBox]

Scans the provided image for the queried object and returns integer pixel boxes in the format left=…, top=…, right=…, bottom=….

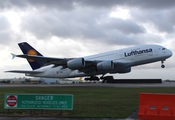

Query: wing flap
left=5, top=70, right=44, bottom=74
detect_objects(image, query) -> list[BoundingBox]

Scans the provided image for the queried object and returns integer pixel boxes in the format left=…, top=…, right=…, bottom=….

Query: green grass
left=0, top=87, right=175, bottom=118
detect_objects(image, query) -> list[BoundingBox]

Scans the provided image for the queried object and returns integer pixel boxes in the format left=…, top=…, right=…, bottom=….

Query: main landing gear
left=85, top=74, right=107, bottom=81
left=161, top=60, right=165, bottom=68
left=84, top=76, right=100, bottom=81
left=85, top=75, right=112, bottom=83
left=100, top=74, right=106, bottom=80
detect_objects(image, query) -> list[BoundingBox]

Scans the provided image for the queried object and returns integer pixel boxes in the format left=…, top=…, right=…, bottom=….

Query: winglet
left=11, top=53, right=16, bottom=59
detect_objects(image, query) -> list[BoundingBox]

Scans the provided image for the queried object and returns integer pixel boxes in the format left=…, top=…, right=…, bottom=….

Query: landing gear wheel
left=100, top=74, right=106, bottom=80
left=85, top=76, right=99, bottom=81
left=161, top=65, right=165, bottom=68
left=161, top=60, right=165, bottom=68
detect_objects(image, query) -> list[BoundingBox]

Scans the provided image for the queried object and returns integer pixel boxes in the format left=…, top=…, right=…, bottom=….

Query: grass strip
left=0, top=87, right=175, bottom=118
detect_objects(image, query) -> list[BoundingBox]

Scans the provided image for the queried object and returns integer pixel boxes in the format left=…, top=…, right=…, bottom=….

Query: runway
left=0, top=82, right=175, bottom=88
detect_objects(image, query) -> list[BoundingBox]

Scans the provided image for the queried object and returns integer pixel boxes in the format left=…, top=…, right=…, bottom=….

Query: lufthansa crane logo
left=27, top=49, right=37, bottom=62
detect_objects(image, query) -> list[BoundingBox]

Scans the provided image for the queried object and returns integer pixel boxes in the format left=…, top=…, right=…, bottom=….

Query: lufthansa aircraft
left=6, top=42, right=172, bottom=80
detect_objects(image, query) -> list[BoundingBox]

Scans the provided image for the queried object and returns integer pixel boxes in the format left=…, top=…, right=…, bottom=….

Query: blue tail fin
left=18, top=42, right=45, bottom=70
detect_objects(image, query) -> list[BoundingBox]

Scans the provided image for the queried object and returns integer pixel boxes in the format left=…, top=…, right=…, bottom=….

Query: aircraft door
left=154, top=48, right=159, bottom=56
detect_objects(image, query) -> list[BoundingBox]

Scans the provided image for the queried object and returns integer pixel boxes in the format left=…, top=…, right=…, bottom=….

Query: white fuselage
left=26, top=44, right=172, bottom=78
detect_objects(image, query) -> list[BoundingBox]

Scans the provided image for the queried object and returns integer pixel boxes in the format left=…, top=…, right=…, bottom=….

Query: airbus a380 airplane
left=6, top=42, right=172, bottom=80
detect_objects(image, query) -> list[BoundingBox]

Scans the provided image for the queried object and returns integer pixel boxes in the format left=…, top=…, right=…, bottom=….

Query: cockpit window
left=162, top=48, right=166, bottom=50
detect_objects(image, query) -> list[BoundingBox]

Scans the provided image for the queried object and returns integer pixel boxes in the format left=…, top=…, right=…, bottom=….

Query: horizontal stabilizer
left=5, top=70, right=44, bottom=74
left=11, top=53, right=16, bottom=59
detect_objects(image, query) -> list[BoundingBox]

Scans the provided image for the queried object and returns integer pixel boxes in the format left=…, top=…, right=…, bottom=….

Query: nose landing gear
left=161, top=60, right=165, bottom=68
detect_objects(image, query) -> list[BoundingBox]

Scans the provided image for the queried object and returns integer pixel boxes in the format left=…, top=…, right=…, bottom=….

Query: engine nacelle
left=67, top=58, right=85, bottom=69
left=97, top=61, right=114, bottom=71
left=118, top=67, right=131, bottom=74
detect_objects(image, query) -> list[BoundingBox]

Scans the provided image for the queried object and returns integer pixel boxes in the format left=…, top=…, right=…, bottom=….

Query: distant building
left=43, top=78, right=60, bottom=84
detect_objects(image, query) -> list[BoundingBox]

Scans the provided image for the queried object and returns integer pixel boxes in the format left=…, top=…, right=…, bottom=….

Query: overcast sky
left=1, top=0, right=175, bottom=80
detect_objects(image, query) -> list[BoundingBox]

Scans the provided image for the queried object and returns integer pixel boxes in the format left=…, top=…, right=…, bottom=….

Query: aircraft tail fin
left=18, top=42, right=45, bottom=70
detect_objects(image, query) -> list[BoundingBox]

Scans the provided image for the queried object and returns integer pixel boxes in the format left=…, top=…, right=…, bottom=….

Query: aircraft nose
left=167, top=49, right=173, bottom=57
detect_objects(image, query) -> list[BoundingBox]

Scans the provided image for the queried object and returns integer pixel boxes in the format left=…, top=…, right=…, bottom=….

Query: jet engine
left=97, top=61, right=114, bottom=71
left=67, top=58, right=85, bottom=69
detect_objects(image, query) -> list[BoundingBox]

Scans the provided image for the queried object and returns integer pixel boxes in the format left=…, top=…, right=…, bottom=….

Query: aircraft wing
left=12, top=53, right=98, bottom=67
left=5, top=70, right=44, bottom=74
left=11, top=54, right=128, bottom=73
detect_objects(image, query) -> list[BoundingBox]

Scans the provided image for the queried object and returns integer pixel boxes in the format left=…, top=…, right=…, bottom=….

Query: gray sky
left=0, top=0, right=175, bottom=80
